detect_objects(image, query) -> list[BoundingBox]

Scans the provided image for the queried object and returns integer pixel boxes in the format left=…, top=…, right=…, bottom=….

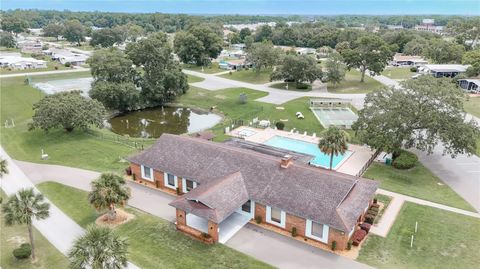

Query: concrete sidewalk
left=1, top=148, right=140, bottom=269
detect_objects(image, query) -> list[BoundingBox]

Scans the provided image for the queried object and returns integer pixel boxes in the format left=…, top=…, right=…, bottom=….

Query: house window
left=182, top=178, right=197, bottom=193
left=242, top=200, right=251, bottom=213
left=266, top=206, right=286, bottom=228
left=305, top=219, right=329, bottom=243
left=164, top=173, right=177, bottom=190
left=141, top=165, right=153, bottom=181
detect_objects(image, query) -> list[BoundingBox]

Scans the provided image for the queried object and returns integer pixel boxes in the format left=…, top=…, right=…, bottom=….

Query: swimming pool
left=264, top=136, right=352, bottom=169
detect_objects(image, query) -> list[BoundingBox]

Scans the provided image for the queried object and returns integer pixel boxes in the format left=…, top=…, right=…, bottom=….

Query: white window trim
left=140, top=165, right=153, bottom=182
left=164, top=172, right=178, bottom=190
left=266, top=206, right=286, bottom=228
left=305, top=219, right=329, bottom=244
left=348, top=224, right=356, bottom=238
left=237, top=200, right=255, bottom=219
left=181, top=178, right=197, bottom=193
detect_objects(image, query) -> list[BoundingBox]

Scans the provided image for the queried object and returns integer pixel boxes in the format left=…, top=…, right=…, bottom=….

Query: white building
left=17, top=39, right=43, bottom=54
left=458, top=79, right=480, bottom=93
left=414, top=19, right=444, bottom=35
left=0, top=52, right=47, bottom=69
left=419, top=64, right=470, bottom=78
left=390, top=53, right=428, bottom=66
left=46, top=48, right=89, bottom=66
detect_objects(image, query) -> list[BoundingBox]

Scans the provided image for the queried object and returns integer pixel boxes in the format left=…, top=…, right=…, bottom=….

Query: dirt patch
left=7, top=236, right=28, bottom=245
left=95, top=208, right=135, bottom=228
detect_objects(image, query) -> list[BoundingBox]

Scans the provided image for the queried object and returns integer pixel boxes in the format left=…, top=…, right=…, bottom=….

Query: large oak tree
left=353, top=76, right=479, bottom=157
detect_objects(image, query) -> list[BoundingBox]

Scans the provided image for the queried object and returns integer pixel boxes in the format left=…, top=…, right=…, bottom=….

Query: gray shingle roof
left=127, top=134, right=378, bottom=232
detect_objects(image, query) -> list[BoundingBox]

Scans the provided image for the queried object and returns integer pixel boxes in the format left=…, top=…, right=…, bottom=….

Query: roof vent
left=280, top=155, right=293, bottom=169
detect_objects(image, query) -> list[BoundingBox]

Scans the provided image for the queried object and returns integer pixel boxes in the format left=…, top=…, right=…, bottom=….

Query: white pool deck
left=228, top=126, right=375, bottom=176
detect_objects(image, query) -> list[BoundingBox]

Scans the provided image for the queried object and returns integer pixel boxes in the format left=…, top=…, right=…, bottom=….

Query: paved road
left=184, top=69, right=367, bottom=108
left=0, top=148, right=139, bottom=269
left=0, top=67, right=90, bottom=78
left=368, top=73, right=480, bottom=212
left=16, top=160, right=371, bottom=269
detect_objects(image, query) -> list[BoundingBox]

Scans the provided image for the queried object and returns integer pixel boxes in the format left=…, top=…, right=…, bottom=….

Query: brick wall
left=254, top=203, right=266, bottom=223
left=286, top=214, right=306, bottom=237
left=208, top=221, right=219, bottom=242
left=176, top=209, right=186, bottom=226
left=129, top=163, right=179, bottom=195
left=328, top=228, right=349, bottom=250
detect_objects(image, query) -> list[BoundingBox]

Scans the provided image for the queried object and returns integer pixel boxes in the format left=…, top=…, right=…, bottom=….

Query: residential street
left=0, top=148, right=140, bottom=269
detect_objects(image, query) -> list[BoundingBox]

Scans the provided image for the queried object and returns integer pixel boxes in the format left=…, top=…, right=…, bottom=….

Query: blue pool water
left=264, top=136, right=352, bottom=169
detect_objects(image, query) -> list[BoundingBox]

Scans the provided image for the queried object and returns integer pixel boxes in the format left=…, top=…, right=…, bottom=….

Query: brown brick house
left=127, top=134, right=378, bottom=249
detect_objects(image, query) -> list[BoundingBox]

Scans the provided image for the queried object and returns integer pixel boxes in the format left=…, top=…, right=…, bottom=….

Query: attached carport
left=186, top=211, right=251, bottom=243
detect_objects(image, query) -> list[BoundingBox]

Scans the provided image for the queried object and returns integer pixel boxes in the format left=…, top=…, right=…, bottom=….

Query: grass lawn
left=219, top=69, right=273, bottom=84
left=36, top=182, right=273, bottom=269
left=187, top=74, right=205, bottom=83
left=364, top=163, right=475, bottom=211
left=381, top=67, right=415, bottom=80
left=183, top=63, right=222, bottom=74
left=374, top=194, right=392, bottom=224
left=463, top=96, right=480, bottom=118
left=327, top=70, right=383, bottom=94
left=1, top=73, right=153, bottom=173
left=0, top=191, right=69, bottom=269
left=176, top=86, right=325, bottom=141
left=270, top=82, right=312, bottom=91
left=358, top=202, right=480, bottom=269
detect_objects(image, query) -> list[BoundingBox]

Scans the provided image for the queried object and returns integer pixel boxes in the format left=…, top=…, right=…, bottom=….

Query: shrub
left=291, top=227, right=297, bottom=237
left=364, top=214, right=375, bottom=224
left=125, top=167, right=132, bottom=176
left=132, top=173, right=136, bottom=181
left=410, top=66, right=418, bottom=72
left=64, top=62, right=71, bottom=67
left=201, top=232, right=211, bottom=239
left=352, top=230, right=367, bottom=246
left=275, top=121, right=285, bottom=130
left=255, top=216, right=262, bottom=224
left=367, top=209, right=378, bottom=216
left=331, top=241, right=337, bottom=251
left=369, top=206, right=379, bottom=212
left=13, top=243, right=32, bottom=259
left=176, top=187, right=181, bottom=195
left=392, top=151, right=418, bottom=169
left=370, top=203, right=380, bottom=209
left=296, top=83, right=309, bottom=90
left=238, top=93, right=248, bottom=104
left=373, top=198, right=378, bottom=204
left=54, top=65, right=59, bottom=70
left=360, top=223, right=372, bottom=233
left=347, top=240, right=353, bottom=250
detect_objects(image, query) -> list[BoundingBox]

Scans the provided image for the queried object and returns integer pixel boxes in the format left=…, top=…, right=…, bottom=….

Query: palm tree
left=0, top=158, right=8, bottom=177
left=88, top=173, right=131, bottom=221
left=318, top=126, right=349, bottom=170
left=2, top=188, right=50, bottom=259
left=68, top=225, right=128, bottom=269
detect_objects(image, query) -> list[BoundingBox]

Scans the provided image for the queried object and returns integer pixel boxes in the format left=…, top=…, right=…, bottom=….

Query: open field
left=219, top=69, right=273, bottom=84
left=327, top=70, right=384, bottom=94
left=381, top=67, right=415, bottom=80
left=36, top=182, right=274, bottom=269
left=0, top=74, right=153, bottom=173
left=0, top=191, right=69, bottom=269
left=358, top=202, right=480, bottom=269
left=364, top=163, right=475, bottom=211
left=463, top=96, right=480, bottom=118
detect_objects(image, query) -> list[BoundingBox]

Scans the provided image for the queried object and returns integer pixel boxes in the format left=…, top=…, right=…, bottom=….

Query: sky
left=1, top=0, right=479, bottom=15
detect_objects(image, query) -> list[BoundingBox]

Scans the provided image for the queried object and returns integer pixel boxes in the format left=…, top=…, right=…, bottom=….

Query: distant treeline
left=1, top=9, right=477, bottom=31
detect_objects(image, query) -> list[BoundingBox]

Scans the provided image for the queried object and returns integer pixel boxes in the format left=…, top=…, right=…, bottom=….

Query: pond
left=108, top=106, right=222, bottom=138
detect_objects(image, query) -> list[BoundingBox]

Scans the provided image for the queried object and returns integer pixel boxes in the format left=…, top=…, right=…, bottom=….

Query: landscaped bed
left=36, top=182, right=274, bottom=269
left=0, top=191, right=69, bottom=269
left=357, top=202, right=480, bottom=269
left=364, top=162, right=475, bottom=211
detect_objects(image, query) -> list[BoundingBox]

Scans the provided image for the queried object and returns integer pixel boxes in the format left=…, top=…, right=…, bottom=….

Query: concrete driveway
left=227, top=224, right=373, bottom=269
